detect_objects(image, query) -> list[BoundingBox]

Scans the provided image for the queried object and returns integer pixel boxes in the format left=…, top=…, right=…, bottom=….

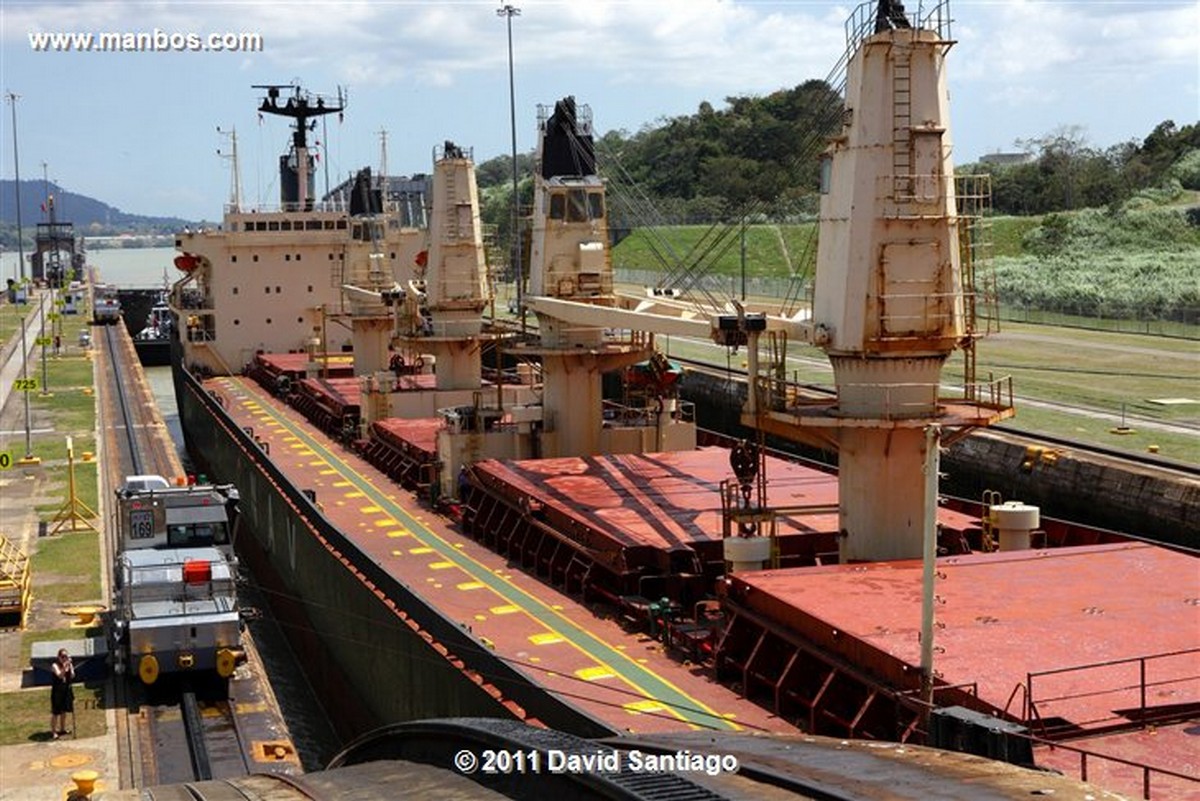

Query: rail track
left=97, top=322, right=257, bottom=788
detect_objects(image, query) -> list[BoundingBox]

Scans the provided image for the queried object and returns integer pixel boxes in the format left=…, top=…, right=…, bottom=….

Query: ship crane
left=525, top=1, right=1013, bottom=566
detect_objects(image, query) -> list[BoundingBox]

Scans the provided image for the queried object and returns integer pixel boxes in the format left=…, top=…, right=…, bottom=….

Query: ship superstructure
left=171, top=85, right=426, bottom=378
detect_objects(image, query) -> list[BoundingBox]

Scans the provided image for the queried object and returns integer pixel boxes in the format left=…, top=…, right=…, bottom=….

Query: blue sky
left=1, top=0, right=1197, bottom=222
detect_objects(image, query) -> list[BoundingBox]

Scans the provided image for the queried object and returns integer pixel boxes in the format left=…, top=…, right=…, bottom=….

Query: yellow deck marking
left=332, top=481, right=351, bottom=487
left=345, top=491, right=365, bottom=498
left=457, top=581, right=485, bottom=591
left=529, top=632, right=565, bottom=646
left=409, top=547, right=433, bottom=555
left=360, top=506, right=382, bottom=514
left=297, top=449, right=315, bottom=456
left=429, top=561, right=456, bottom=570
left=392, top=550, right=404, bottom=556
left=490, top=605, right=520, bottom=615
left=576, top=666, right=617, bottom=682
left=282, top=436, right=298, bottom=443
left=625, top=700, right=669, bottom=714
left=289, top=443, right=307, bottom=450
left=319, top=469, right=337, bottom=475
left=386, top=530, right=410, bottom=538
left=229, top=377, right=737, bottom=732
left=308, top=460, right=327, bottom=466
left=374, top=518, right=398, bottom=528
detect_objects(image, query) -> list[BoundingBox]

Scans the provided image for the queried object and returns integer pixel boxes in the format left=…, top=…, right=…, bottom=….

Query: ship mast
left=254, top=84, right=344, bottom=211
left=217, top=127, right=242, bottom=213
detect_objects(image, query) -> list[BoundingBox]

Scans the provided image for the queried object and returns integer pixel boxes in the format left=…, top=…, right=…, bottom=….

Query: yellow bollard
left=71, top=769, right=99, bottom=796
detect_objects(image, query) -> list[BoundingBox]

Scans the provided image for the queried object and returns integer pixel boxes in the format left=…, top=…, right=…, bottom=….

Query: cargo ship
left=168, top=3, right=1198, bottom=797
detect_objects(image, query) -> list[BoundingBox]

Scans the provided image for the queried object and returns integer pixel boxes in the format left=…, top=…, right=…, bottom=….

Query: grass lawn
left=29, top=531, right=103, bottom=605
left=0, top=683, right=106, bottom=745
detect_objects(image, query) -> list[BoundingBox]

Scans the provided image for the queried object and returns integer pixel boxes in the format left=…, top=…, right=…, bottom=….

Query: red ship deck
left=722, top=543, right=1199, bottom=785
left=372, top=417, right=441, bottom=458
left=477, top=449, right=837, bottom=543
left=253, top=351, right=356, bottom=380
left=206, top=374, right=799, bottom=737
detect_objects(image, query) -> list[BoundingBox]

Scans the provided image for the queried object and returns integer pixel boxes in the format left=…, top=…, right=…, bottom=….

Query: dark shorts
left=51, top=683, right=74, bottom=715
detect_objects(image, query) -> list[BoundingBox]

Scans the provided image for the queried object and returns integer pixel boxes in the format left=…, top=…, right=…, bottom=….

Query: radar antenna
left=252, top=83, right=345, bottom=211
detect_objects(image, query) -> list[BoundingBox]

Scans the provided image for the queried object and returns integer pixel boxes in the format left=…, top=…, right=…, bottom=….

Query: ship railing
left=601, top=399, right=695, bottom=428
left=1019, top=731, right=1197, bottom=800
left=846, top=0, right=953, bottom=53
left=1021, top=647, right=1200, bottom=738
left=761, top=374, right=1013, bottom=420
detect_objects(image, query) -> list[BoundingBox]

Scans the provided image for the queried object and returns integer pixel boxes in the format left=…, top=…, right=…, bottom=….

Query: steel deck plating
left=209, top=374, right=798, bottom=736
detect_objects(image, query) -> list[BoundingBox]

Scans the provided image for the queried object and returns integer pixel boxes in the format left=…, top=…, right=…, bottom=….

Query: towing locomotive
left=109, top=475, right=245, bottom=684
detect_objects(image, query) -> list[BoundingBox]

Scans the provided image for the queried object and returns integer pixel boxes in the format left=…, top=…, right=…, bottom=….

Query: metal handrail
left=1025, top=647, right=1200, bottom=734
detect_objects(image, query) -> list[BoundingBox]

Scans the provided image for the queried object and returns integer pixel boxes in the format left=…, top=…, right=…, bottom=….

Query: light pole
left=19, top=310, right=34, bottom=461
left=6, top=91, right=25, bottom=281
left=497, top=3, right=523, bottom=331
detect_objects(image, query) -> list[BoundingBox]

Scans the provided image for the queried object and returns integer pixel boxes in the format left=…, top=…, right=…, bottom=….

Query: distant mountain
left=0, top=180, right=194, bottom=231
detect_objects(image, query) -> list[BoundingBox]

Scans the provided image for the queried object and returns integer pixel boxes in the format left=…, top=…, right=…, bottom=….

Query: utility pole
left=18, top=309, right=36, bottom=463
left=497, top=3, right=523, bottom=331
left=7, top=91, right=25, bottom=281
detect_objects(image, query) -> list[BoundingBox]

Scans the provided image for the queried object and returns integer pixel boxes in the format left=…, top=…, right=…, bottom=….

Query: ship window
left=275, top=286, right=281, bottom=293
left=352, top=224, right=362, bottom=240
left=233, top=319, right=240, bottom=325
left=336, top=220, right=347, bottom=230
left=232, top=287, right=239, bottom=295
left=390, top=252, right=396, bottom=260
left=549, top=193, right=565, bottom=220
left=268, top=221, right=280, bottom=231
left=297, top=317, right=303, bottom=323
left=265, top=286, right=270, bottom=294
left=285, top=254, right=291, bottom=262
left=231, top=255, right=237, bottom=263
left=295, top=254, right=301, bottom=261
left=306, top=220, right=322, bottom=231
left=589, top=192, right=604, bottom=220
left=255, top=222, right=267, bottom=231
left=567, top=189, right=588, bottom=222
left=253, top=255, right=259, bottom=262
left=307, top=285, right=313, bottom=292
left=325, top=221, right=336, bottom=230
left=281, top=221, right=293, bottom=232
left=328, top=253, right=333, bottom=260
left=266, top=318, right=272, bottom=324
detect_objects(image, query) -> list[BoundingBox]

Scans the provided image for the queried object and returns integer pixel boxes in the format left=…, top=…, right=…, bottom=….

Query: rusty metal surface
left=298, top=376, right=361, bottom=408
left=474, top=448, right=842, bottom=552
left=611, top=730, right=1126, bottom=801
left=254, top=351, right=355, bottom=379
left=725, top=543, right=1199, bottom=778
left=372, top=417, right=442, bottom=456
